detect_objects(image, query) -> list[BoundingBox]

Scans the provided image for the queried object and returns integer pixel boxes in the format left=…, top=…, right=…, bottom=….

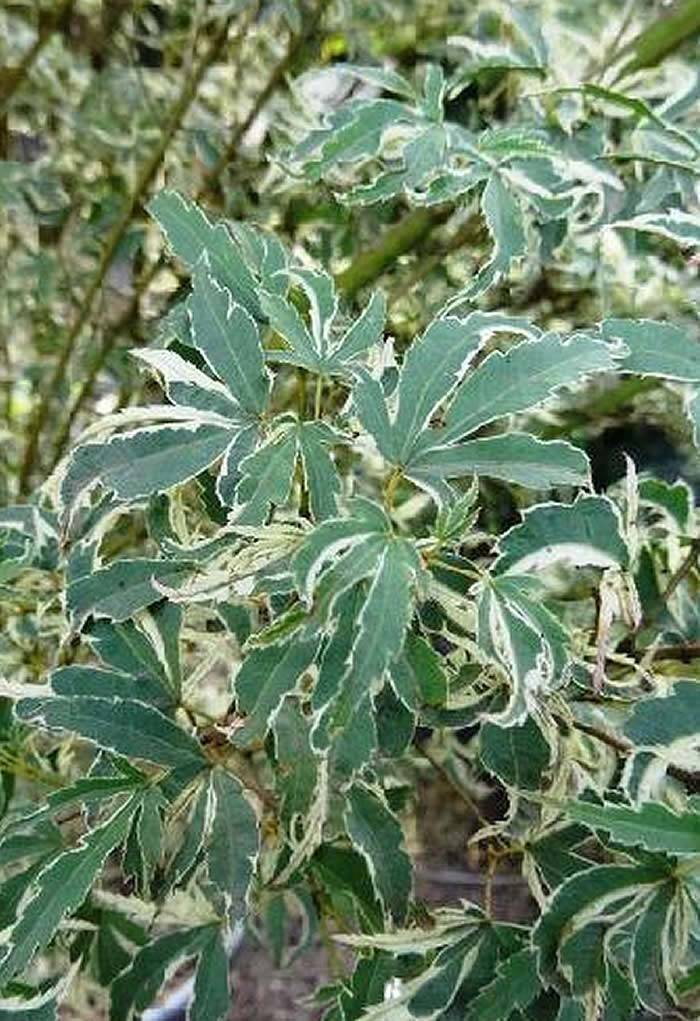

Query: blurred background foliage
left=2, top=0, right=700, bottom=511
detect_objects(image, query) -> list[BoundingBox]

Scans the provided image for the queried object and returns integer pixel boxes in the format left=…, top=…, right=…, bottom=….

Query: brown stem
left=563, top=715, right=700, bottom=792
left=18, top=7, right=238, bottom=493
left=46, top=0, right=327, bottom=469
left=652, top=642, right=700, bottom=662
left=202, top=0, right=331, bottom=199
left=0, top=0, right=75, bottom=110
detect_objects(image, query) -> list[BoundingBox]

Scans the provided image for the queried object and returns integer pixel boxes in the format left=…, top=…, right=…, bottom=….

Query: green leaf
left=407, top=433, right=590, bottom=494
left=0, top=797, right=141, bottom=986
left=481, top=717, right=551, bottom=790
left=133, top=348, right=241, bottom=418
left=67, top=559, right=194, bottom=628
left=206, top=768, right=259, bottom=916
left=631, top=881, right=677, bottom=1014
left=337, top=64, right=417, bottom=100
left=603, top=318, right=700, bottom=381
left=296, top=421, right=342, bottom=521
left=390, top=633, right=448, bottom=709
left=638, top=477, right=692, bottom=530
left=109, top=925, right=212, bottom=1021
left=231, top=634, right=319, bottom=748
left=494, top=495, right=628, bottom=575
left=623, top=680, right=700, bottom=799
left=148, top=190, right=259, bottom=317
left=465, top=947, right=541, bottom=1020
left=189, top=262, right=270, bottom=414
left=232, top=424, right=298, bottom=523
left=331, top=291, right=386, bottom=368
left=315, top=538, right=423, bottom=755
left=565, top=799, right=700, bottom=854
left=272, top=699, right=319, bottom=825
left=534, top=862, right=668, bottom=994
left=63, top=422, right=237, bottom=507
left=0, top=983, right=61, bottom=1020
left=477, top=574, right=570, bottom=725
left=343, top=784, right=412, bottom=924
left=446, top=171, right=526, bottom=307
left=442, top=332, right=615, bottom=444
left=612, top=210, right=700, bottom=249
left=16, top=693, right=206, bottom=770
left=391, top=316, right=493, bottom=463
left=190, top=927, right=230, bottom=1021
left=261, top=290, right=321, bottom=373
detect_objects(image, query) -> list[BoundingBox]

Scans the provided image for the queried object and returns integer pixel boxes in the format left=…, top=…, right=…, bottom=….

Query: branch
left=203, top=0, right=332, bottom=198
left=612, top=0, right=700, bottom=81
left=18, top=7, right=239, bottom=493
left=0, top=0, right=75, bottom=110
left=46, top=0, right=331, bottom=472
left=335, top=206, right=453, bottom=299
left=564, top=715, right=700, bottom=792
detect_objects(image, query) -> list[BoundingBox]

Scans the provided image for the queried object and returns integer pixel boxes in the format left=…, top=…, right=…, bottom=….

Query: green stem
left=612, top=0, right=700, bottom=81
left=314, top=374, right=323, bottom=419
left=335, top=206, right=452, bottom=299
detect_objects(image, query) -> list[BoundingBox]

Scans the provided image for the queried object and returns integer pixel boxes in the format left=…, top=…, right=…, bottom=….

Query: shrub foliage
left=2, top=2, right=700, bottom=1019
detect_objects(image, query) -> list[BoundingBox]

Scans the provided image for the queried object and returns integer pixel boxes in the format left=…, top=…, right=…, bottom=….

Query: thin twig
left=19, top=7, right=239, bottom=493
left=0, top=0, right=75, bottom=111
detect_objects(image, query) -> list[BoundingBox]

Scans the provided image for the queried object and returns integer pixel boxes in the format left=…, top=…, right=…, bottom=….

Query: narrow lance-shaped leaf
left=63, top=422, right=237, bottom=506
left=110, top=925, right=214, bottom=1021
left=15, top=692, right=206, bottom=770
left=391, top=316, right=490, bottom=463
left=465, top=947, right=541, bottom=1021
left=231, top=634, right=319, bottom=748
left=631, top=882, right=678, bottom=1016
left=0, top=796, right=142, bottom=986
left=565, top=798, right=700, bottom=854
left=189, top=262, right=270, bottom=414
left=343, top=784, right=412, bottom=924
left=67, top=559, right=194, bottom=628
left=148, top=190, right=259, bottom=317
left=231, top=424, right=298, bottom=524
left=603, top=318, right=700, bottom=381
left=190, top=927, right=231, bottom=1021
left=443, top=171, right=526, bottom=309
left=533, top=862, right=668, bottom=994
left=206, top=768, right=259, bottom=917
left=611, top=210, right=700, bottom=249
left=407, top=433, right=591, bottom=494
left=442, top=332, right=615, bottom=444
left=133, top=348, right=241, bottom=418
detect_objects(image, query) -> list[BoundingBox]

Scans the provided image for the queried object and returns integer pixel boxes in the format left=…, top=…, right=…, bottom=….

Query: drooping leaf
left=622, top=680, right=700, bottom=800
left=493, top=495, right=628, bottom=575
